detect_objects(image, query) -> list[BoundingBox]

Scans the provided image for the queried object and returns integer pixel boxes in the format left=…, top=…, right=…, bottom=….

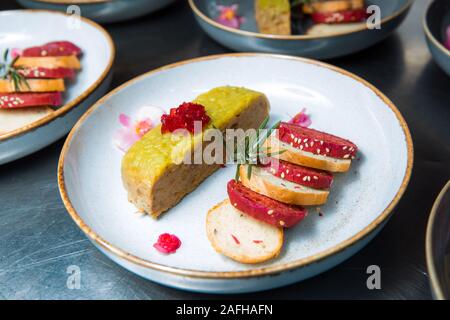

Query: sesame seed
left=343, top=154, right=350, bottom=159
left=326, top=148, right=330, bottom=153
left=303, top=138, right=308, bottom=143
left=310, top=142, right=314, bottom=147
left=313, top=176, right=318, bottom=180
left=281, top=172, right=285, bottom=178
left=343, top=146, right=347, bottom=150
left=303, top=176, right=308, bottom=181
left=300, top=145, right=304, bottom=150
left=286, top=169, right=289, bottom=174
left=305, top=143, right=309, bottom=148
left=279, top=221, right=285, bottom=226
left=317, top=149, right=321, bottom=154
left=233, top=203, right=237, bottom=206
left=267, top=210, right=274, bottom=215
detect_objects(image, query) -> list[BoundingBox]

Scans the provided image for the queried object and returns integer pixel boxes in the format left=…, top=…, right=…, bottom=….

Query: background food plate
left=189, top=0, right=413, bottom=59
left=59, top=54, right=413, bottom=293
left=16, top=0, right=177, bottom=23
left=0, top=10, right=114, bottom=164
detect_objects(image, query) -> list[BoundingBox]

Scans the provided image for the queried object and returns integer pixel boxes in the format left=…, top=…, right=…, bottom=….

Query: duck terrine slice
left=121, top=86, right=270, bottom=217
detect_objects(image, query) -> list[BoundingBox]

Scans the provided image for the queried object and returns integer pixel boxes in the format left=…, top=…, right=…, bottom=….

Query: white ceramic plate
left=0, top=10, right=114, bottom=164
left=59, top=54, right=413, bottom=293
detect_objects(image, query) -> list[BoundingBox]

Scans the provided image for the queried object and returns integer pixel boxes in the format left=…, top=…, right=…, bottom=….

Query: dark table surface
left=0, top=0, right=449, bottom=300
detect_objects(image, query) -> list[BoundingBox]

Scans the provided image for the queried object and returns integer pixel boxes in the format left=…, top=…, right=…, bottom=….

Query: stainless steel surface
left=1, top=0, right=449, bottom=299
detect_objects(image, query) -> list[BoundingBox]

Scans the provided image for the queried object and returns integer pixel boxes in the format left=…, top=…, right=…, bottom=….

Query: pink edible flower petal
left=10, top=48, right=22, bottom=59
left=289, top=108, right=312, bottom=127
left=119, top=113, right=132, bottom=128
left=445, top=25, right=450, bottom=51
left=215, top=4, right=244, bottom=29
left=112, top=128, right=140, bottom=152
left=113, top=106, right=166, bottom=153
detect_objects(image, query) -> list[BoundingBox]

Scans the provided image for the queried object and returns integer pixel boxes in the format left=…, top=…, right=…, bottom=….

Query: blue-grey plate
left=16, top=0, right=177, bottom=23
left=426, top=180, right=450, bottom=300
left=424, top=0, right=450, bottom=77
left=58, top=54, right=413, bottom=293
left=189, top=0, right=413, bottom=59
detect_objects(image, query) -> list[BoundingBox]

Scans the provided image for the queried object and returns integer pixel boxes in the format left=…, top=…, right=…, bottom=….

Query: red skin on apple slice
left=227, top=179, right=308, bottom=228
left=19, top=67, right=76, bottom=79
left=261, top=158, right=333, bottom=189
left=278, top=122, right=358, bottom=159
left=0, top=92, right=63, bottom=108
left=311, top=8, right=367, bottom=24
left=22, top=41, right=82, bottom=57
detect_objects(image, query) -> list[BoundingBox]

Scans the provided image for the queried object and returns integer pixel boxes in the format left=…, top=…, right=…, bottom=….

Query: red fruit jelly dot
left=161, top=102, right=210, bottom=134
left=153, top=233, right=182, bottom=254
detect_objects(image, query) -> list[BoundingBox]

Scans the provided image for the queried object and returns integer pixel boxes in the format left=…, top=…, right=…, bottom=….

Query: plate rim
left=0, top=9, right=115, bottom=142
left=188, top=0, right=414, bottom=40
left=425, top=180, right=450, bottom=300
left=58, top=53, right=414, bottom=279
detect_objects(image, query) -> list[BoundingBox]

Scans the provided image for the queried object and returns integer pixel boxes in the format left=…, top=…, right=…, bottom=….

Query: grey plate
left=424, top=0, right=450, bottom=77
left=16, top=0, right=176, bottom=23
left=426, top=180, right=450, bottom=300
left=189, top=0, right=413, bottom=59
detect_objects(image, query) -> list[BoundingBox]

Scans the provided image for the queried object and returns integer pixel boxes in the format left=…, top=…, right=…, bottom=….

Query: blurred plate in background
left=16, top=0, right=177, bottom=23
left=189, top=0, right=413, bottom=59
left=0, top=10, right=114, bottom=164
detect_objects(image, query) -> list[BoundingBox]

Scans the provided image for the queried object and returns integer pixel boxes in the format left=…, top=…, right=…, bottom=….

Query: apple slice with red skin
left=278, top=122, right=358, bottom=159
left=261, top=158, right=333, bottom=189
left=19, top=67, right=76, bottom=79
left=227, top=179, right=308, bottom=228
left=22, top=41, right=82, bottom=57
left=311, top=8, right=367, bottom=24
left=0, top=92, right=63, bottom=109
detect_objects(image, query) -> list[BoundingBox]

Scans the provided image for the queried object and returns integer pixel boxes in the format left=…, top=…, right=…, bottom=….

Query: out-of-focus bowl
left=424, top=0, right=450, bottom=77
left=189, top=0, right=413, bottom=59
left=16, top=0, right=177, bottom=23
left=426, top=180, right=450, bottom=300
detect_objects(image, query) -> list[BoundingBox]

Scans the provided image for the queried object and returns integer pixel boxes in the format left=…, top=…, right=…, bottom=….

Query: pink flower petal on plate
left=136, top=106, right=165, bottom=125
left=11, top=48, right=22, bottom=59
left=289, top=108, right=312, bottom=127
left=119, top=113, right=132, bottom=128
left=112, top=128, right=139, bottom=152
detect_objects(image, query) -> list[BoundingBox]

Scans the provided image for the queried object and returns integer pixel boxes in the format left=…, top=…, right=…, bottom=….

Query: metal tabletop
left=0, top=0, right=449, bottom=300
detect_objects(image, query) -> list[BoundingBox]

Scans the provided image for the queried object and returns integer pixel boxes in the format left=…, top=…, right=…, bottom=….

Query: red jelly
left=227, top=180, right=307, bottom=228
left=262, top=158, right=333, bottom=189
left=22, top=41, right=82, bottom=57
left=161, top=102, right=210, bottom=134
left=311, top=8, right=367, bottom=24
left=19, top=67, right=76, bottom=79
left=278, top=122, right=358, bottom=159
left=153, top=233, right=181, bottom=254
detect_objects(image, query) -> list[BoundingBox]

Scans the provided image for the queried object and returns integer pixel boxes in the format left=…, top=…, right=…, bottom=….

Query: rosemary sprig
left=234, top=116, right=284, bottom=181
left=0, top=49, right=30, bottom=92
